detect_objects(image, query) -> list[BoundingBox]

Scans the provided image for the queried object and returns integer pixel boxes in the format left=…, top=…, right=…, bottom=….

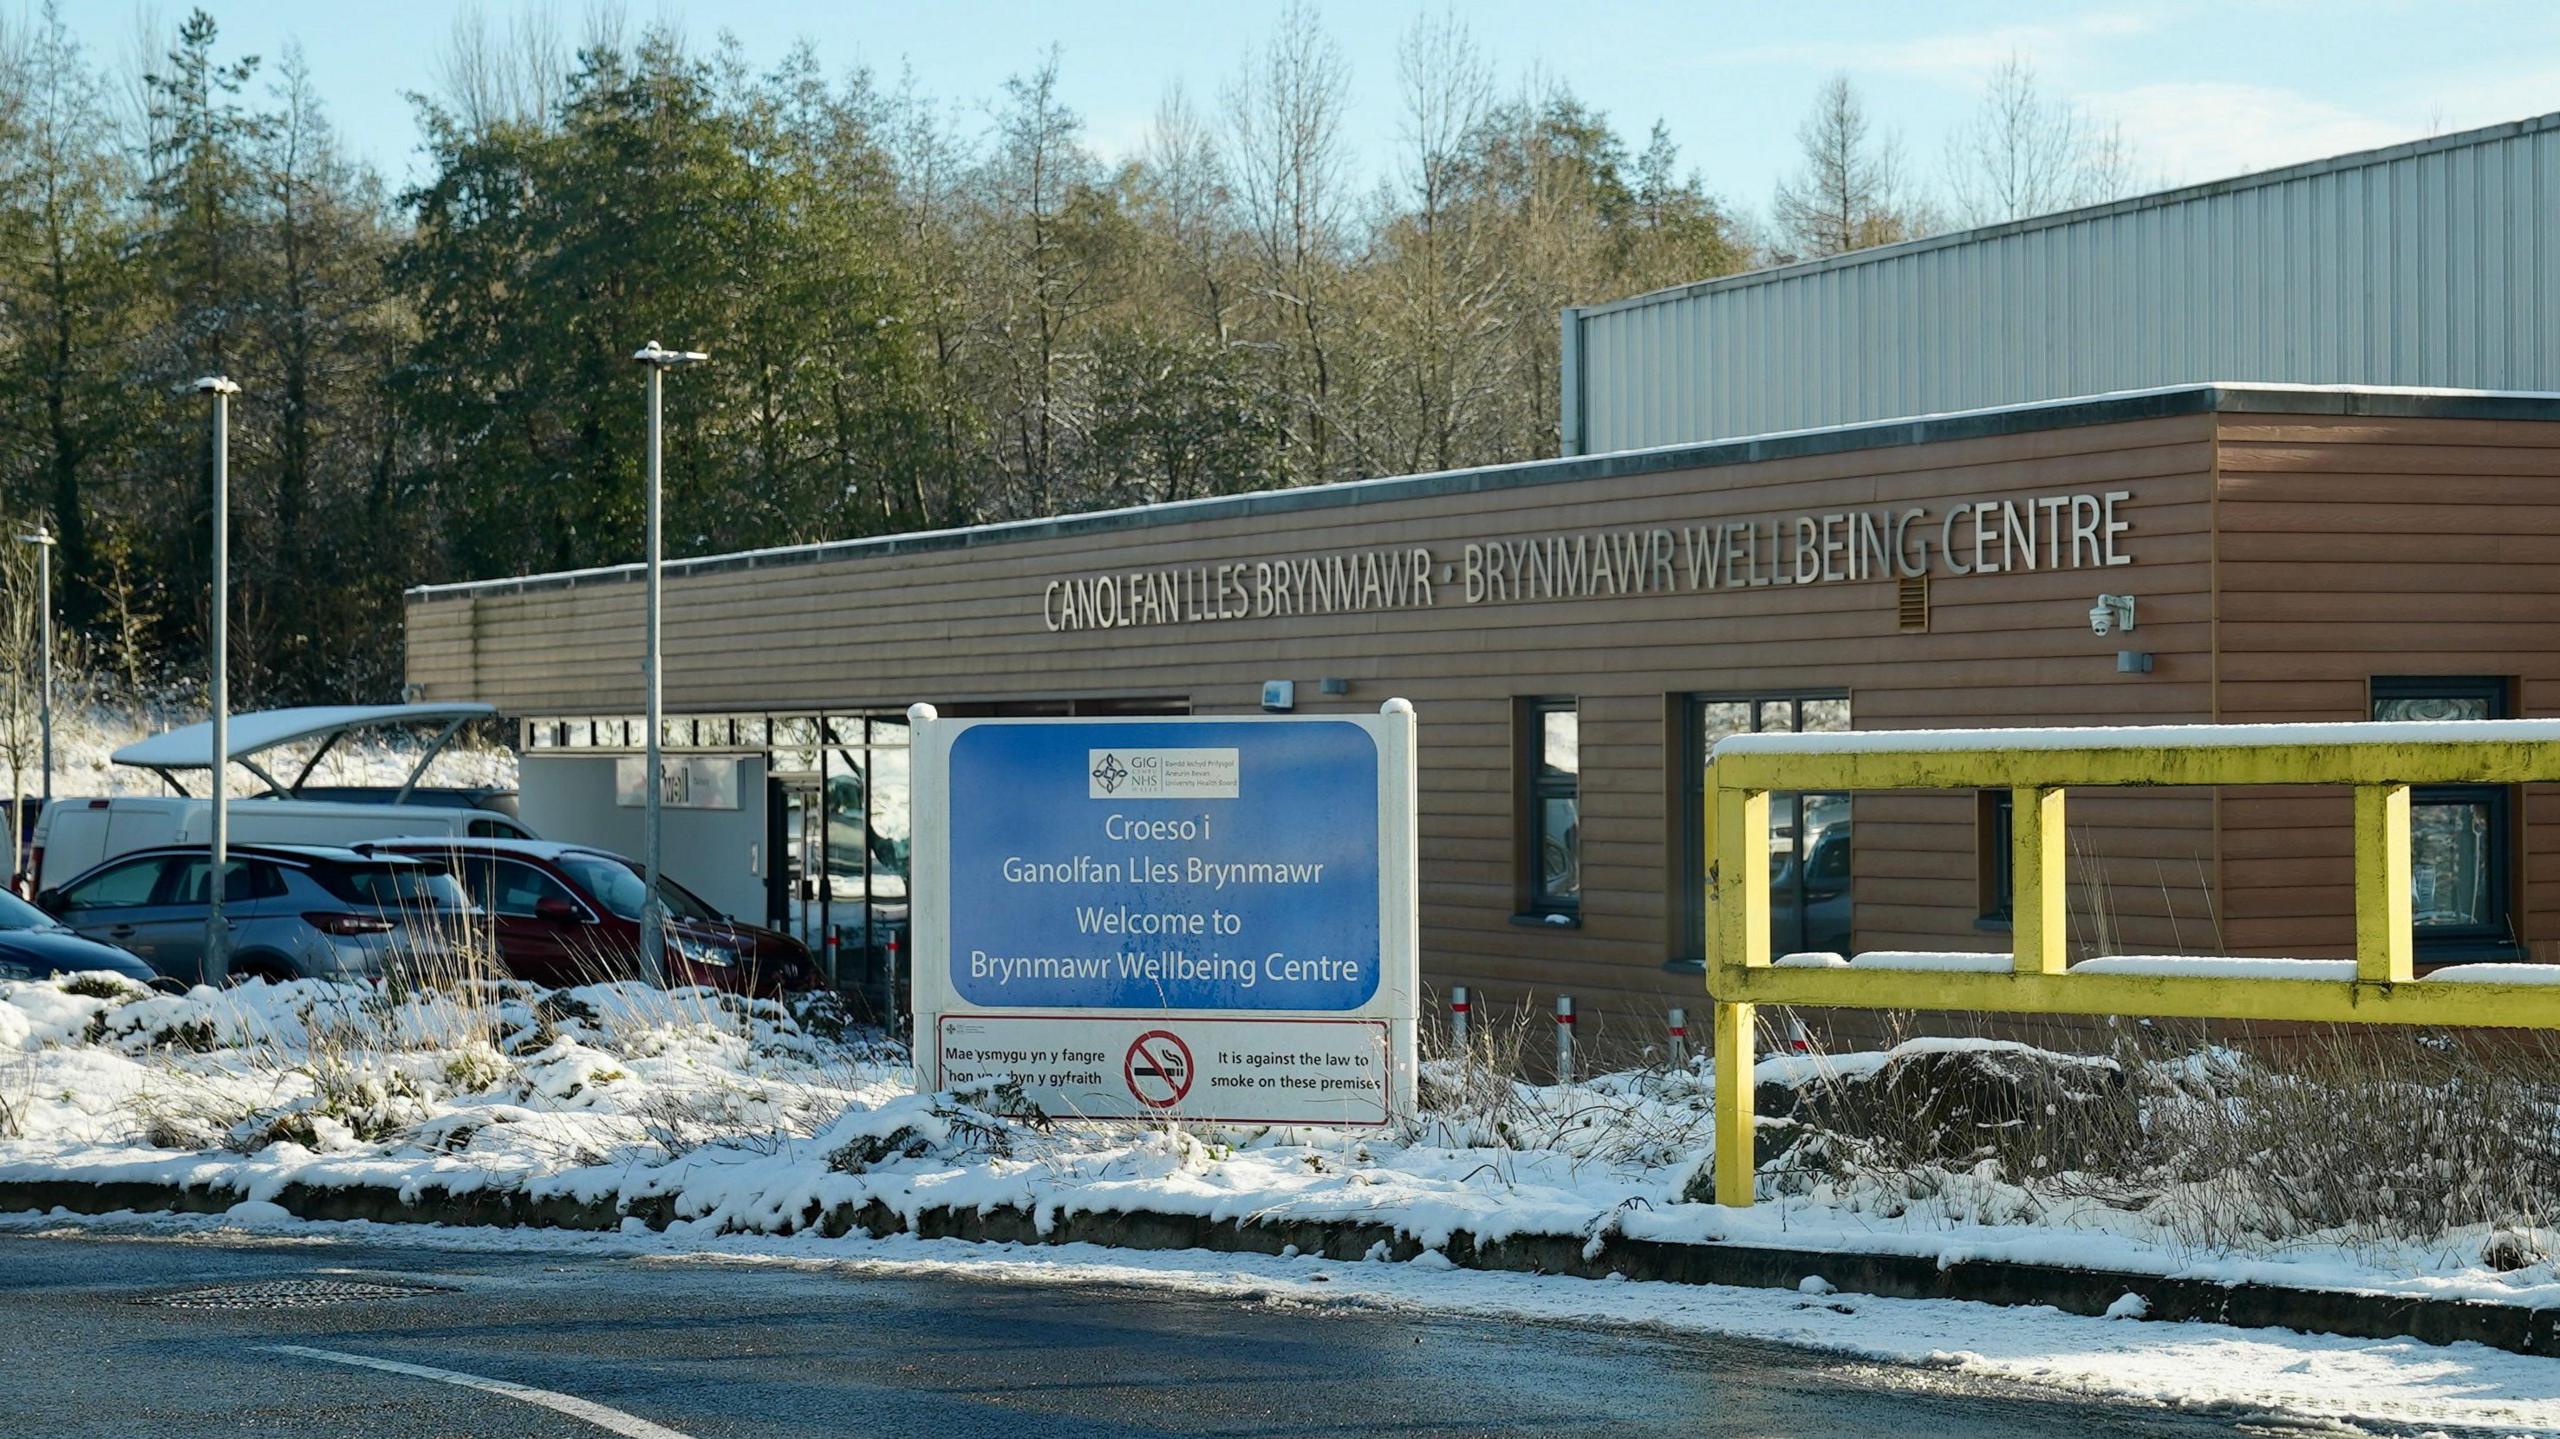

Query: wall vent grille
left=1897, top=573, right=1930, bottom=633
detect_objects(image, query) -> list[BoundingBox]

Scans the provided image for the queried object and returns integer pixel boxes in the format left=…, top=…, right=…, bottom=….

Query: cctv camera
left=2089, top=602, right=2112, bottom=637
left=2088, top=594, right=2135, bottom=637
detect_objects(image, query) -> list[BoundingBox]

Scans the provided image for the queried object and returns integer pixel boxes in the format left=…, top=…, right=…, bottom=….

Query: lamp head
left=15, top=527, right=53, bottom=547
left=631, top=341, right=711, bottom=368
left=189, top=375, right=241, bottom=396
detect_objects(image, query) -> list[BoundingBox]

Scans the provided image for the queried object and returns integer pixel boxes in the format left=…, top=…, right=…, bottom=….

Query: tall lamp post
left=193, top=375, right=239, bottom=985
left=14, top=525, right=53, bottom=882
left=631, top=342, right=708, bottom=988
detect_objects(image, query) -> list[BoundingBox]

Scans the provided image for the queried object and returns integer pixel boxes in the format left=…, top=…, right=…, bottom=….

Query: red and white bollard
left=1667, top=1006, right=1689, bottom=1070
left=1554, top=994, right=1576, bottom=1085
left=1789, top=1016, right=1812, bottom=1054
left=1449, top=985, right=1471, bottom=1052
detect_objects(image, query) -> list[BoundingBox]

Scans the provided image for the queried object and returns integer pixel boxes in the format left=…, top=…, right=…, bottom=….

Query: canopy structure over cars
left=111, top=703, right=499, bottom=801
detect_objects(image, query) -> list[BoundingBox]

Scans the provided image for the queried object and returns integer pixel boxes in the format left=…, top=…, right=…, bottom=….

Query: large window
left=1521, top=700, right=1580, bottom=915
left=2374, top=676, right=2518, bottom=957
left=1681, top=694, right=1851, bottom=962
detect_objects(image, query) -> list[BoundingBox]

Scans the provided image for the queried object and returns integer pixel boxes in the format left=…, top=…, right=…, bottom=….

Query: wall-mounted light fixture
left=1261, top=680, right=1296, bottom=712
left=1319, top=677, right=1351, bottom=696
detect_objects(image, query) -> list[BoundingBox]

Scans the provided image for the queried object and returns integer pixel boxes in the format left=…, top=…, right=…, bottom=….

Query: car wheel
left=225, top=958, right=297, bottom=988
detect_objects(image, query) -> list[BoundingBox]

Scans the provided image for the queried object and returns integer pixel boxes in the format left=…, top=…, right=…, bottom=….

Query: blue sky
left=48, top=2, right=2560, bottom=213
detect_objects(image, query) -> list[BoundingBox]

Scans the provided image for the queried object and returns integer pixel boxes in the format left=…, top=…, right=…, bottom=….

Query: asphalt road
left=0, top=1228, right=2287, bottom=1438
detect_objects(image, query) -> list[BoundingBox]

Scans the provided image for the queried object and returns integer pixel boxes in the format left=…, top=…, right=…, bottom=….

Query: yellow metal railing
left=1705, top=719, right=2560, bottom=1208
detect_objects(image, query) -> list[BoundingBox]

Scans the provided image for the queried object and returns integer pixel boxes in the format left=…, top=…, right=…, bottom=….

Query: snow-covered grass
left=6, top=973, right=2560, bottom=1323
left=0, top=972, right=898, bottom=1181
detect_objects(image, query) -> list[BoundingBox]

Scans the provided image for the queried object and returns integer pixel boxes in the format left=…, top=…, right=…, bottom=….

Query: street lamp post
left=14, top=525, right=53, bottom=882
left=193, top=376, right=239, bottom=985
left=630, top=342, right=708, bottom=988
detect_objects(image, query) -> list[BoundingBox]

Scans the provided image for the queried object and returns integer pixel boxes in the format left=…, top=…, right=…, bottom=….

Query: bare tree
left=1944, top=55, right=2142, bottom=225
left=980, top=49, right=1100, bottom=517
left=882, top=67, right=982, bottom=526
left=0, top=521, right=41, bottom=809
left=1369, top=6, right=1504, bottom=474
left=429, top=4, right=568, bottom=134
left=1224, top=0, right=1352, bottom=481
left=1770, top=73, right=1924, bottom=261
left=1139, top=84, right=1234, bottom=343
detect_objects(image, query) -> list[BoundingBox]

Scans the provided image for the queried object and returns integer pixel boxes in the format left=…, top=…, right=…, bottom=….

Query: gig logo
left=1088, top=747, right=1241, bottom=800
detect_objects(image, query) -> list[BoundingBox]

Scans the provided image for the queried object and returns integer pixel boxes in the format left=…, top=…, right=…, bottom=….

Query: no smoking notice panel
left=941, top=1015, right=1392, bottom=1125
left=910, top=708, right=1419, bottom=1128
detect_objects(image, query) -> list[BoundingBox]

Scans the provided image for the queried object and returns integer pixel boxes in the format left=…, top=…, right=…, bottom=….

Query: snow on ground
left=7, top=1208, right=2560, bottom=1435
left=8, top=973, right=2560, bottom=1429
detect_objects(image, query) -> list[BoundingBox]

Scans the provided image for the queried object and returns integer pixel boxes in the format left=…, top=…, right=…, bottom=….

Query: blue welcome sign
left=946, top=720, right=1382, bottom=1010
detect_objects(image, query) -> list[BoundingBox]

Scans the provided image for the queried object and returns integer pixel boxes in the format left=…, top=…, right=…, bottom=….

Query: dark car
left=374, top=838, right=817, bottom=995
left=0, top=888, right=165, bottom=988
left=38, top=843, right=471, bottom=987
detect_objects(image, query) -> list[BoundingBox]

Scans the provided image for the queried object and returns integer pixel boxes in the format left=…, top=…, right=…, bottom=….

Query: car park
left=37, top=843, right=472, bottom=987
left=0, top=888, right=167, bottom=989
left=374, top=838, right=817, bottom=995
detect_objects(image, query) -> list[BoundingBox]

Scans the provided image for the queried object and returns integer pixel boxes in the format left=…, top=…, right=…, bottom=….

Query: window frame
left=1518, top=698, right=1581, bottom=918
left=2371, top=676, right=2520, bottom=959
left=1675, top=690, right=1852, bottom=965
left=1978, top=789, right=2015, bottom=928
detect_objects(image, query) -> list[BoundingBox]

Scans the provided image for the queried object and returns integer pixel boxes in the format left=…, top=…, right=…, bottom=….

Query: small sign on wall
left=614, top=754, right=743, bottom=811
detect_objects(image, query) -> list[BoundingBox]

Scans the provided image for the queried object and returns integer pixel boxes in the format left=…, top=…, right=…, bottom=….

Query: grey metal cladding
left=1563, top=112, right=2560, bottom=455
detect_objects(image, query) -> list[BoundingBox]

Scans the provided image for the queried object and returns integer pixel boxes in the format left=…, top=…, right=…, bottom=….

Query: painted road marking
left=263, top=1344, right=694, bottom=1439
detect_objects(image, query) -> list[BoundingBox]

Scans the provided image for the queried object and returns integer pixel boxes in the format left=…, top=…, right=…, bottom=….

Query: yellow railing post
left=2012, top=785, right=2067, bottom=975
left=1713, top=787, right=1770, bottom=967
left=1713, top=999, right=1757, bottom=1206
left=1707, top=773, right=1769, bottom=1207
left=2354, top=782, right=2413, bottom=984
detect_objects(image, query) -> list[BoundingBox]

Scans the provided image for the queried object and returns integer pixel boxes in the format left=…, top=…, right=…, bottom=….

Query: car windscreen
left=0, top=890, right=60, bottom=931
left=314, top=863, right=473, bottom=912
left=557, top=855, right=723, bottom=923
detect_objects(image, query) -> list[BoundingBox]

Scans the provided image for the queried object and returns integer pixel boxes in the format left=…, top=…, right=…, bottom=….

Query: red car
left=373, top=838, right=817, bottom=995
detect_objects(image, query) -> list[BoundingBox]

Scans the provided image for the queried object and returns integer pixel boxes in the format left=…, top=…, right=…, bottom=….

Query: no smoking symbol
left=1124, top=1030, right=1194, bottom=1109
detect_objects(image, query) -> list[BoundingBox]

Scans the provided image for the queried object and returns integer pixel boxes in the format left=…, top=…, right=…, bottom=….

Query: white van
left=27, top=703, right=536, bottom=891
left=29, top=795, right=534, bottom=891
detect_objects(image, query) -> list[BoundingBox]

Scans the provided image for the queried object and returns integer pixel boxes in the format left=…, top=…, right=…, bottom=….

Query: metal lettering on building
left=1039, top=489, right=2133, bottom=633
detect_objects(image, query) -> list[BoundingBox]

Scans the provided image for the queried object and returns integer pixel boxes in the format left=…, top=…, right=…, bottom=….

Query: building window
left=1681, top=693, right=1851, bottom=962
left=1979, top=789, right=2015, bottom=925
left=1521, top=700, right=1580, bottom=914
left=2373, top=677, right=2518, bottom=957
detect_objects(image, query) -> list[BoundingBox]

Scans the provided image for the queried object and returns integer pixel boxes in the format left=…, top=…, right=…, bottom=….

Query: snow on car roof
left=111, top=704, right=497, bottom=770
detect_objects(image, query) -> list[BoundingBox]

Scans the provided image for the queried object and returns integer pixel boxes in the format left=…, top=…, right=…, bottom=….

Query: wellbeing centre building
left=404, top=113, right=2560, bottom=1040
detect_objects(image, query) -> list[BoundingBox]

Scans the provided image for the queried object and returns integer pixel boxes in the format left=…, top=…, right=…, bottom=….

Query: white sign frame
left=908, top=702, right=1419, bottom=1128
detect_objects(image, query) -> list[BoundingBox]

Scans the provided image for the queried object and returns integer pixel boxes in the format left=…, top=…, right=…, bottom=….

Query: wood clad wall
left=2216, top=413, right=2560, bottom=961
left=407, top=413, right=2222, bottom=1039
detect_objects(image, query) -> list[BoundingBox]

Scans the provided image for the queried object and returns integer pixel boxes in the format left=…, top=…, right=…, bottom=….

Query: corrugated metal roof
left=1563, top=111, right=2560, bottom=454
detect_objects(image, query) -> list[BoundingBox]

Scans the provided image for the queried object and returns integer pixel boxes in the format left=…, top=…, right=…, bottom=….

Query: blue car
left=0, top=887, right=165, bottom=988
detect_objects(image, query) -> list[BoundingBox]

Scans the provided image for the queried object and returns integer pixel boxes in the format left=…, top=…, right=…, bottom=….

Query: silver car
left=37, top=843, right=473, bottom=986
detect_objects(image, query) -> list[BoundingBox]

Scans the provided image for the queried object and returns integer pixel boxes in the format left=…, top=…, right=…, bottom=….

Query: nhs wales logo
left=1087, top=748, right=1240, bottom=799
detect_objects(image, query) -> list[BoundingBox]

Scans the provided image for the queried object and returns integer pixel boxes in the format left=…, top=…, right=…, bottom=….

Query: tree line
left=0, top=3, right=2140, bottom=708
